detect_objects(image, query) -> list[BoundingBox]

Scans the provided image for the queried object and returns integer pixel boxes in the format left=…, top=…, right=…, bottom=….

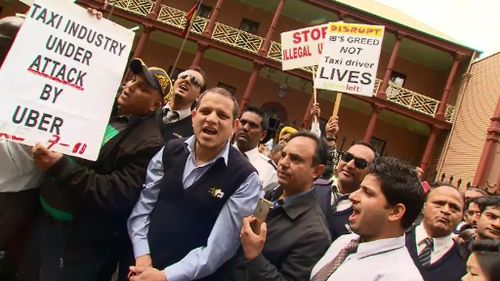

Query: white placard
left=314, top=22, right=385, bottom=97
left=0, top=0, right=134, bottom=160
left=280, top=23, right=328, bottom=71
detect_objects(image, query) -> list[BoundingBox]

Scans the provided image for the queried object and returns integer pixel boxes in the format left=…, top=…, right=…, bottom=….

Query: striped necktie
left=331, top=192, right=349, bottom=212
left=311, top=238, right=360, bottom=281
left=418, top=237, right=434, bottom=267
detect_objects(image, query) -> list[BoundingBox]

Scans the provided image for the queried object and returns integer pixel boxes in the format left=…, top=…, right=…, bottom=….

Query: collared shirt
left=162, top=104, right=191, bottom=123
left=0, top=141, right=42, bottom=192
left=311, top=233, right=423, bottom=281
left=215, top=185, right=330, bottom=281
left=127, top=136, right=261, bottom=281
left=415, top=223, right=454, bottom=264
left=243, top=146, right=277, bottom=189
left=331, top=179, right=352, bottom=212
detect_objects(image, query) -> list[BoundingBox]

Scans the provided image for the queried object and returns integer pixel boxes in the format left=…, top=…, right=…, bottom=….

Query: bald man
left=405, top=185, right=467, bottom=281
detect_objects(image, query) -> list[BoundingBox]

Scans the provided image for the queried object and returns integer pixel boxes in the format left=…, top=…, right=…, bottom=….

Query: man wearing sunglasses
left=158, top=67, right=207, bottom=143
left=315, top=142, right=377, bottom=241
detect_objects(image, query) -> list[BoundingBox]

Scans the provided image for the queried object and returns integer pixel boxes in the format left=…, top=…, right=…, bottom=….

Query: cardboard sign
left=280, top=23, right=328, bottom=71
left=314, top=22, right=384, bottom=97
left=0, top=0, right=134, bottom=160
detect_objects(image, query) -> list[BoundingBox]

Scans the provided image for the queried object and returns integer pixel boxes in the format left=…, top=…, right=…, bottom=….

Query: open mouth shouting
left=349, top=205, right=360, bottom=223
left=201, top=126, right=217, bottom=136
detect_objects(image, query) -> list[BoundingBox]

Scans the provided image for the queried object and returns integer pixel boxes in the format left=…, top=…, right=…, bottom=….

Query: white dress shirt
left=243, top=146, right=277, bottom=188
left=311, top=233, right=423, bottom=281
left=0, top=141, right=42, bottom=192
left=415, top=223, right=454, bottom=264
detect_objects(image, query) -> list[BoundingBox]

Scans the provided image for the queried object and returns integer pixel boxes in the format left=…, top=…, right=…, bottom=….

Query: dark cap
left=129, top=58, right=172, bottom=98
left=0, top=16, right=24, bottom=64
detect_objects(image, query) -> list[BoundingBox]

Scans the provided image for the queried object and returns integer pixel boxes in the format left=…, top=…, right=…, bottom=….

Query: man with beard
left=315, top=142, right=377, bottom=241
left=158, top=67, right=207, bottom=143
left=234, top=106, right=277, bottom=188
left=405, top=184, right=467, bottom=281
left=310, top=157, right=424, bottom=281
left=128, top=88, right=261, bottom=281
left=475, top=196, right=500, bottom=241
left=28, top=58, right=169, bottom=281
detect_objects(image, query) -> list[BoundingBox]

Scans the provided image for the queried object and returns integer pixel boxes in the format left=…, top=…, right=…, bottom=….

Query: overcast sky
left=374, top=0, right=500, bottom=58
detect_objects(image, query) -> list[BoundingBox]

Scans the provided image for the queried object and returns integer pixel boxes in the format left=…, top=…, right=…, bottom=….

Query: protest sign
left=314, top=22, right=384, bottom=97
left=280, top=23, right=328, bottom=71
left=0, top=0, right=134, bottom=160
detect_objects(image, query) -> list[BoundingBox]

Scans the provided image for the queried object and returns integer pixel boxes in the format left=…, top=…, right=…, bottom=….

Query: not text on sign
left=314, top=22, right=384, bottom=97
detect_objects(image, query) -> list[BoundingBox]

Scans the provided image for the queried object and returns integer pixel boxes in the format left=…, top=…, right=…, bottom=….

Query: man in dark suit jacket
left=157, top=66, right=207, bottom=143
left=314, top=142, right=377, bottom=241
left=406, top=184, right=467, bottom=281
left=215, top=131, right=331, bottom=281
left=27, top=58, right=169, bottom=281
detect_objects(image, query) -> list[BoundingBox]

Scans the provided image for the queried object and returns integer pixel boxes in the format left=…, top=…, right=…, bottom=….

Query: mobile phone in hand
left=251, top=198, right=272, bottom=234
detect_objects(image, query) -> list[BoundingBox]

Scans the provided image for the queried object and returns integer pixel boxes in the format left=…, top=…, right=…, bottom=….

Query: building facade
left=438, top=52, right=500, bottom=193
left=0, top=0, right=479, bottom=180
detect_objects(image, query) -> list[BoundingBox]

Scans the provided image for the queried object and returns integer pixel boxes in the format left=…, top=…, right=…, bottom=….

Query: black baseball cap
left=129, top=58, right=172, bottom=98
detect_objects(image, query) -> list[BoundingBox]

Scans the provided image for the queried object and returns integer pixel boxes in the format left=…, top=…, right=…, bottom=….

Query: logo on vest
left=208, top=187, right=225, bottom=199
left=173, top=132, right=183, bottom=139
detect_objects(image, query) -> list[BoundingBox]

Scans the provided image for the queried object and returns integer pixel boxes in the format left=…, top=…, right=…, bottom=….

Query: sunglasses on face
left=177, top=72, right=202, bottom=89
left=341, top=152, right=369, bottom=169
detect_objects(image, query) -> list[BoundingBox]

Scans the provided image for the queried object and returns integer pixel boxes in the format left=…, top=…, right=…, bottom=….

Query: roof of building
left=334, top=0, right=480, bottom=52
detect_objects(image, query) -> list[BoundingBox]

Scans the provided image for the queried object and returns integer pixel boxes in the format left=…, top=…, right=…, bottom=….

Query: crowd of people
left=1, top=11, right=499, bottom=281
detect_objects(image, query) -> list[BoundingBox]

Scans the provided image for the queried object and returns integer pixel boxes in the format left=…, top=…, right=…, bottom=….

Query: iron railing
left=108, top=0, right=455, bottom=122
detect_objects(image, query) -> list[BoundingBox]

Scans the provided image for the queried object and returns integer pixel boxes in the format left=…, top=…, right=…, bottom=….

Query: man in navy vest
left=405, top=185, right=467, bottom=281
left=157, top=66, right=207, bottom=143
left=128, top=87, right=261, bottom=281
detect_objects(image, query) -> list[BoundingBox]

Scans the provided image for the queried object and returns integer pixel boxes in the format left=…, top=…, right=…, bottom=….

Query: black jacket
left=216, top=186, right=331, bottom=281
left=40, top=113, right=163, bottom=255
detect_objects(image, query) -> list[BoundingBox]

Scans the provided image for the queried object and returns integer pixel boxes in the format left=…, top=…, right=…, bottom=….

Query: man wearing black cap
left=25, top=58, right=170, bottom=281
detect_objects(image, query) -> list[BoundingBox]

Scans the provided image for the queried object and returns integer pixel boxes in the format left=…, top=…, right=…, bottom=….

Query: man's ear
left=233, top=118, right=240, bottom=133
left=259, top=130, right=267, bottom=142
left=149, top=98, right=162, bottom=113
left=312, top=164, right=326, bottom=179
left=388, top=203, right=406, bottom=224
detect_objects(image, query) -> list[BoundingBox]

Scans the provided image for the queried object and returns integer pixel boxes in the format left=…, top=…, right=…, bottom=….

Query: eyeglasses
left=341, top=152, right=369, bottom=169
left=177, top=72, right=202, bottom=89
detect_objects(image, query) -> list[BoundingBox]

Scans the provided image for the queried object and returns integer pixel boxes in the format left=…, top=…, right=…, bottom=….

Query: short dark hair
left=367, top=156, right=425, bottom=229
left=352, top=140, right=379, bottom=159
left=288, top=131, right=328, bottom=166
left=0, top=16, right=24, bottom=65
left=241, top=106, right=269, bottom=131
left=465, top=197, right=482, bottom=211
left=188, top=65, right=208, bottom=93
left=196, top=87, right=239, bottom=119
left=471, top=239, right=500, bottom=281
left=477, top=196, right=500, bottom=213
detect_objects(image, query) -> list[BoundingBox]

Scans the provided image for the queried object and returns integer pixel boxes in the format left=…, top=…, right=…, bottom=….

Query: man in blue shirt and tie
left=128, top=87, right=262, bottom=281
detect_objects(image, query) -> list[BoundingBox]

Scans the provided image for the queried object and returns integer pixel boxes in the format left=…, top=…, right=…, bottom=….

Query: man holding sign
left=27, top=58, right=169, bottom=281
